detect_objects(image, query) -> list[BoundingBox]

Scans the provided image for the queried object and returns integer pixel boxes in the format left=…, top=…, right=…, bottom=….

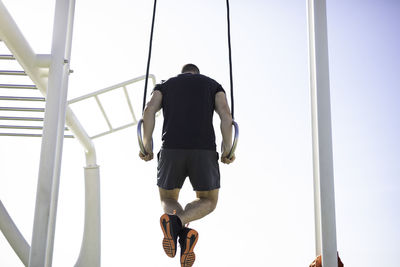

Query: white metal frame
left=307, top=0, right=338, bottom=266
left=0, top=2, right=158, bottom=266
left=0, top=1, right=100, bottom=266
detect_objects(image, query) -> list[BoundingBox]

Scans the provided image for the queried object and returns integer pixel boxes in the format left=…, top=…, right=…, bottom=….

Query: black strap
left=142, top=0, right=158, bottom=113
left=226, top=0, right=235, bottom=119
left=142, top=0, right=235, bottom=119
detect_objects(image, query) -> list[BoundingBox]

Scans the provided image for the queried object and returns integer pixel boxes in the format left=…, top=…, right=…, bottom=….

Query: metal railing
left=0, top=55, right=74, bottom=137
left=0, top=54, right=15, bottom=60
left=68, top=74, right=156, bottom=139
left=0, top=70, right=27, bottom=75
left=0, top=84, right=37, bottom=89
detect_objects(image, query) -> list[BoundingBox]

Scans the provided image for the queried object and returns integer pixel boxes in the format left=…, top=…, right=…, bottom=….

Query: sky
left=1, top=0, right=399, bottom=266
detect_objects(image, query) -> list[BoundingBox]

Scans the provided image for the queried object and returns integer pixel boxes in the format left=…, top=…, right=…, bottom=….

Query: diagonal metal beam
left=0, top=200, right=30, bottom=266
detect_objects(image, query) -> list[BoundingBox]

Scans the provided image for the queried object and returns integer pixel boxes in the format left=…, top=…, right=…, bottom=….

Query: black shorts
left=157, top=149, right=220, bottom=191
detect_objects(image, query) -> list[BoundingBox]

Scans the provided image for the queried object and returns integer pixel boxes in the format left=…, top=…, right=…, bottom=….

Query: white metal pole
left=74, top=166, right=101, bottom=267
left=29, top=1, right=76, bottom=266
left=307, top=0, right=338, bottom=267
left=0, top=201, right=30, bottom=266
left=307, top=0, right=322, bottom=256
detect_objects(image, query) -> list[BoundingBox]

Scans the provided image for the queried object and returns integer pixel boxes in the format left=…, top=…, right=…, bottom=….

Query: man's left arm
left=140, top=90, right=162, bottom=161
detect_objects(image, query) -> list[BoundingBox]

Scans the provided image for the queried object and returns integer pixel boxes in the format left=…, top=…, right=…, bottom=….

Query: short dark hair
left=181, top=63, right=200, bottom=74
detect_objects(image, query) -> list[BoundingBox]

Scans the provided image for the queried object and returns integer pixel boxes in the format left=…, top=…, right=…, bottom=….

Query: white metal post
left=29, top=1, right=76, bottom=266
left=74, top=166, right=101, bottom=267
left=307, top=0, right=338, bottom=267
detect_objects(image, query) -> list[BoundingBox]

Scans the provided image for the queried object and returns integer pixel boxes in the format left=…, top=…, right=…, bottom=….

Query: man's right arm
left=140, top=90, right=162, bottom=161
left=215, top=91, right=235, bottom=164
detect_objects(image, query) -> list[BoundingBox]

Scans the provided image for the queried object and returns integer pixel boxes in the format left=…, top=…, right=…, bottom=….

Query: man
left=139, top=63, right=235, bottom=267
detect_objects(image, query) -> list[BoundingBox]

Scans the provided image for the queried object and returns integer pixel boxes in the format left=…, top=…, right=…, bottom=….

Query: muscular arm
left=141, top=90, right=162, bottom=159
left=215, top=91, right=234, bottom=162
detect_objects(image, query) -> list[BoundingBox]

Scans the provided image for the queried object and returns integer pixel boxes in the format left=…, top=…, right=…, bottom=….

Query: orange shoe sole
left=180, top=229, right=198, bottom=267
left=160, top=214, right=176, bottom=257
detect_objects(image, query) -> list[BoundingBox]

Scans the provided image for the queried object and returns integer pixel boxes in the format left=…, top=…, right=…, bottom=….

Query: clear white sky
left=1, top=0, right=399, bottom=266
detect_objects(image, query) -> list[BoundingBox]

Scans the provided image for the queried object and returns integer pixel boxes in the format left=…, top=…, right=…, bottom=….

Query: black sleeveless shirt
left=154, top=73, right=225, bottom=151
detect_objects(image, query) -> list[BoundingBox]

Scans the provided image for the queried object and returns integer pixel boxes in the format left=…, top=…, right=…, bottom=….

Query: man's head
left=181, top=63, right=200, bottom=74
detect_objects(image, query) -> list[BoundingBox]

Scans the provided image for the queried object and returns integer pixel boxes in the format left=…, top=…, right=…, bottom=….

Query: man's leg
left=179, top=189, right=219, bottom=225
left=164, top=189, right=217, bottom=267
left=159, top=187, right=184, bottom=258
left=159, top=188, right=219, bottom=225
left=159, top=187, right=184, bottom=216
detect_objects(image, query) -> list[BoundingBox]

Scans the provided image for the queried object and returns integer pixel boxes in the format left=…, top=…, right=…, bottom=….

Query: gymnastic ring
left=137, top=118, right=153, bottom=156
left=221, top=120, right=239, bottom=160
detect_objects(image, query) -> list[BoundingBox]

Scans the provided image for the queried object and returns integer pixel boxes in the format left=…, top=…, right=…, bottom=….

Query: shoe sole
left=160, top=214, right=176, bottom=257
left=181, top=229, right=198, bottom=267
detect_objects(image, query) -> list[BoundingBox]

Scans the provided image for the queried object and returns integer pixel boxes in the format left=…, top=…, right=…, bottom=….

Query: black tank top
left=154, top=73, right=225, bottom=150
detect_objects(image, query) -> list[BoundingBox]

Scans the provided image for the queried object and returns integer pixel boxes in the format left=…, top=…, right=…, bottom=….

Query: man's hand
left=139, top=142, right=154, bottom=161
left=139, top=150, right=154, bottom=161
left=221, top=152, right=235, bottom=164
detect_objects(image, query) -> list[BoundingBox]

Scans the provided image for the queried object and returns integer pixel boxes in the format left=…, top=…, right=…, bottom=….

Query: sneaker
left=179, top=227, right=199, bottom=267
left=160, top=213, right=183, bottom=257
